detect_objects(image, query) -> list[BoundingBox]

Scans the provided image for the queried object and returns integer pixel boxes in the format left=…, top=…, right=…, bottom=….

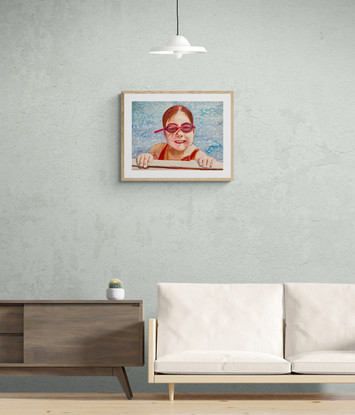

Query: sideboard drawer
left=24, top=304, right=143, bottom=366
left=0, top=306, right=23, bottom=333
left=0, top=334, right=23, bottom=363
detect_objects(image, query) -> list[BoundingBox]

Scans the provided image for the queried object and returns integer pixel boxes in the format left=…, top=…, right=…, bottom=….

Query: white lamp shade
left=149, top=35, right=207, bottom=56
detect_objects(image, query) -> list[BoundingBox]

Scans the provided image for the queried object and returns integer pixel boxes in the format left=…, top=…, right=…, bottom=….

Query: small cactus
left=109, top=278, right=122, bottom=289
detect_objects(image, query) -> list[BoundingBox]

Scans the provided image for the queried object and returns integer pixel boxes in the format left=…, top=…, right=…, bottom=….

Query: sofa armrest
left=148, top=319, right=157, bottom=383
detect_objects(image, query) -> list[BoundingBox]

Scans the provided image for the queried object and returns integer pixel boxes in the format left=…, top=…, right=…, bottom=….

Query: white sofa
left=148, top=283, right=355, bottom=400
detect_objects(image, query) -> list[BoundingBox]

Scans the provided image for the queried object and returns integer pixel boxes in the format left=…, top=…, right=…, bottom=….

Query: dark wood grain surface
left=0, top=301, right=144, bottom=397
left=0, top=367, right=112, bottom=376
left=24, top=304, right=144, bottom=366
left=0, top=335, right=23, bottom=363
left=0, top=301, right=142, bottom=304
left=0, top=306, right=23, bottom=333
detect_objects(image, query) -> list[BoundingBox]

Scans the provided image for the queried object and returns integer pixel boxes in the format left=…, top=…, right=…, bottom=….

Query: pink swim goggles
left=154, top=122, right=196, bottom=134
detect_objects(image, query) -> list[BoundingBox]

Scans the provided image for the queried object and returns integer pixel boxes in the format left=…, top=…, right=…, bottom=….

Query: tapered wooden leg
left=114, top=367, right=133, bottom=400
left=169, top=383, right=175, bottom=401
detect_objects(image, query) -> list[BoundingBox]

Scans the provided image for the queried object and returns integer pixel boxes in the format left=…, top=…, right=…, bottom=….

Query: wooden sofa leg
left=169, top=383, right=175, bottom=401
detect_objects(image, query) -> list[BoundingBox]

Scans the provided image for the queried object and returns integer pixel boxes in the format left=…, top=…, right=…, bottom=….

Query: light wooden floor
left=0, top=393, right=355, bottom=415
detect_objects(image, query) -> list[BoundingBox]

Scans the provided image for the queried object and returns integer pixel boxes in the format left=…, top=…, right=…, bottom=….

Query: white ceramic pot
left=106, top=288, right=125, bottom=300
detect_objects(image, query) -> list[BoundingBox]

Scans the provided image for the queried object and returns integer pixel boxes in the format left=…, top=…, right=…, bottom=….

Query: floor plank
left=0, top=393, right=354, bottom=415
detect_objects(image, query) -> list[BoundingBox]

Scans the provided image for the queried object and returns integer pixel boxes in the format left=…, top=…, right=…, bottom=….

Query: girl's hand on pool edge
left=196, top=155, right=216, bottom=169
left=137, top=153, right=153, bottom=169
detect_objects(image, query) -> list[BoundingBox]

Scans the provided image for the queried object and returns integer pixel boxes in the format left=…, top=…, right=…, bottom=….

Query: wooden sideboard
left=0, top=300, right=144, bottom=399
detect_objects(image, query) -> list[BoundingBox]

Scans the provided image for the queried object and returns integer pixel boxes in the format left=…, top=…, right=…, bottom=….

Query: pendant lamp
left=149, top=0, right=207, bottom=59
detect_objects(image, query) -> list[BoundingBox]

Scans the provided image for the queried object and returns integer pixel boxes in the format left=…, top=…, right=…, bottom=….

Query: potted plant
left=106, top=278, right=125, bottom=300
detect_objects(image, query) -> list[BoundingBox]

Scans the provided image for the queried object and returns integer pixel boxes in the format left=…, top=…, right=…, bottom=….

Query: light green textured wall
left=0, top=0, right=355, bottom=394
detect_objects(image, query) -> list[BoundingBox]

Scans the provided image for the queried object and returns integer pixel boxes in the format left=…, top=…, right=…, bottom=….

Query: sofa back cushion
left=285, top=283, right=355, bottom=358
left=157, top=283, right=284, bottom=358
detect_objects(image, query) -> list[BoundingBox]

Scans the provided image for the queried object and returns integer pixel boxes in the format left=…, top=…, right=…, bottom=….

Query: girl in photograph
left=136, top=105, right=216, bottom=169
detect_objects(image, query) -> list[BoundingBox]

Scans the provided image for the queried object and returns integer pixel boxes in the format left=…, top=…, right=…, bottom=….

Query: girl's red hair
left=162, top=105, right=194, bottom=126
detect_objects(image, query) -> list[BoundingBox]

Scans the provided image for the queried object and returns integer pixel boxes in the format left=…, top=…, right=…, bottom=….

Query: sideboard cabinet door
left=23, top=304, right=143, bottom=366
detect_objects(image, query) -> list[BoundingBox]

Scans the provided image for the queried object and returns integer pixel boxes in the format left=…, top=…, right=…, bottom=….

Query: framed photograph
left=121, top=91, right=233, bottom=181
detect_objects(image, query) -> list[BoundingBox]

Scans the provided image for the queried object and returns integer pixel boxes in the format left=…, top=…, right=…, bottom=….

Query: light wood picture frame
left=121, top=91, right=234, bottom=181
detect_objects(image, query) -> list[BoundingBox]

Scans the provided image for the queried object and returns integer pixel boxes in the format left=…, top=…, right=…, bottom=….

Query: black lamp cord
left=176, top=0, right=179, bottom=35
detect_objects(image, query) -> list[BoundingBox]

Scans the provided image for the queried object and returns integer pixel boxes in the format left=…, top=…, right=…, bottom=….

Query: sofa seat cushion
left=290, top=351, right=355, bottom=374
left=155, top=351, right=291, bottom=374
